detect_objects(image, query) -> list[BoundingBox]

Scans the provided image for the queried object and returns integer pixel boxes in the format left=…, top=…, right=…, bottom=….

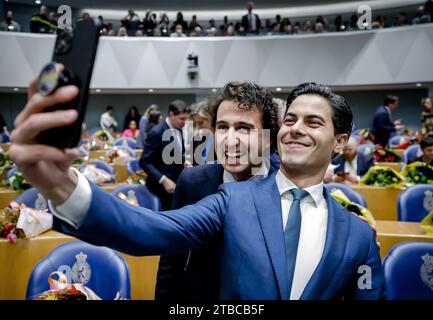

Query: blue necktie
left=284, top=188, right=310, bottom=298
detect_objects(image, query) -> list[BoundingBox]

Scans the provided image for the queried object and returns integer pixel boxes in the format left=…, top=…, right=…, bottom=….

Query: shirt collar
left=275, top=170, right=324, bottom=208
left=223, top=160, right=269, bottom=183
left=165, top=117, right=174, bottom=129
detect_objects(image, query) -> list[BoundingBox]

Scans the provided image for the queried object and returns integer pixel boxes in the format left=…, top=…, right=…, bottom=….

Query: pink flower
left=7, top=231, right=17, bottom=244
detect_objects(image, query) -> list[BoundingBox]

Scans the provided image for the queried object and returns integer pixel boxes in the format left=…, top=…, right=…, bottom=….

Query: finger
left=11, top=109, right=78, bottom=144
left=9, top=144, right=78, bottom=167
left=15, top=85, right=79, bottom=127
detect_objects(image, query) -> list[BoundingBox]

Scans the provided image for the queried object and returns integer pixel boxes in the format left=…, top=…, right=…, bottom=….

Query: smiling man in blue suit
left=10, top=81, right=384, bottom=300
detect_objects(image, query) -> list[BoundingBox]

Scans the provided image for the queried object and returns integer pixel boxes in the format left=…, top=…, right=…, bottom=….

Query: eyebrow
left=215, top=120, right=257, bottom=128
left=285, top=112, right=326, bottom=123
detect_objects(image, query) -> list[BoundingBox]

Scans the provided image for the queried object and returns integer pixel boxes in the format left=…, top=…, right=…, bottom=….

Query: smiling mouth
left=283, top=140, right=310, bottom=148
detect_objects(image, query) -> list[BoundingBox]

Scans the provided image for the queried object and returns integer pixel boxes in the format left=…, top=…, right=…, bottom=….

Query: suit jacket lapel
left=252, top=174, right=289, bottom=299
left=300, top=189, right=350, bottom=300
left=204, top=163, right=224, bottom=191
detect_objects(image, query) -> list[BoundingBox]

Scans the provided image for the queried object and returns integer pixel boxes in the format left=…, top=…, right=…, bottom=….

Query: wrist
left=48, top=168, right=78, bottom=207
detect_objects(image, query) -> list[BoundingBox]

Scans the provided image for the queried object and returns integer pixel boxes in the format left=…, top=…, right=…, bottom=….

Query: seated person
left=332, top=137, right=374, bottom=183
left=122, top=120, right=139, bottom=139
left=410, top=135, right=433, bottom=165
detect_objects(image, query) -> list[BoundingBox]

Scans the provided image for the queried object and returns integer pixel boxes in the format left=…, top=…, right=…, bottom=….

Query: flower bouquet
left=105, top=147, right=133, bottom=165
left=0, top=202, right=25, bottom=243
left=126, top=170, right=148, bottom=185
left=401, top=161, right=433, bottom=185
left=372, top=145, right=402, bottom=163
left=34, top=271, right=101, bottom=300
left=0, top=152, right=12, bottom=182
left=9, top=172, right=31, bottom=192
left=360, top=166, right=406, bottom=188
left=330, top=188, right=376, bottom=227
left=357, top=128, right=376, bottom=145
left=79, top=164, right=115, bottom=184
left=90, top=130, right=113, bottom=151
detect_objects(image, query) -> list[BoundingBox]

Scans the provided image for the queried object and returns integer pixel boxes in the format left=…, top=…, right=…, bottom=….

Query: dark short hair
left=384, top=95, right=399, bottom=106
left=168, top=99, right=190, bottom=115
left=106, top=106, right=113, bottom=111
left=285, top=82, right=353, bottom=137
left=209, top=81, right=280, bottom=150
left=421, top=135, right=433, bottom=149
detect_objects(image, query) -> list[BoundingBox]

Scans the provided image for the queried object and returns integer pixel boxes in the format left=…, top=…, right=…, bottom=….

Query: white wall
left=1, top=24, right=433, bottom=89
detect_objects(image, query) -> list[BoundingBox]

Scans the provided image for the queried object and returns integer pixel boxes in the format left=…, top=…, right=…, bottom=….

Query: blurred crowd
left=1, top=1, right=433, bottom=36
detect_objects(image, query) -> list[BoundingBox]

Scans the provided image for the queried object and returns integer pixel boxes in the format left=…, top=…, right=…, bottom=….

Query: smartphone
left=36, top=19, right=100, bottom=148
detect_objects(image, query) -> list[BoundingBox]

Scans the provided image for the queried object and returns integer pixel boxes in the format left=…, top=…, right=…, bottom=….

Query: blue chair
left=126, top=159, right=141, bottom=175
left=0, top=133, right=9, bottom=143
left=113, top=137, right=138, bottom=150
left=398, top=184, right=433, bottom=222
left=14, top=188, right=50, bottom=212
left=91, top=159, right=115, bottom=176
left=6, top=165, right=19, bottom=181
left=324, top=183, right=367, bottom=207
left=389, top=135, right=410, bottom=147
left=357, top=143, right=376, bottom=157
left=26, top=240, right=131, bottom=300
left=403, top=144, right=422, bottom=164
left=383, top=242, right=433, bottom=300
left=111, top=184, right=160, bottom=211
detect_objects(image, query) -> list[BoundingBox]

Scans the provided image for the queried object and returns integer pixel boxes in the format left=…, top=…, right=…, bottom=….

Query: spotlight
left=148, top=89, right=154, bottom=93
left=276, top=87, right=282, bottom=92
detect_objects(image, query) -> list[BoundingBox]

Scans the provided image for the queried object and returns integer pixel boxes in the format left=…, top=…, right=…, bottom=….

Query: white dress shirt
left=344, top=155, right=358, bottom=177
left=275, top=170, right=328, bottom=300
left=100, top=112, right=117, bottom=134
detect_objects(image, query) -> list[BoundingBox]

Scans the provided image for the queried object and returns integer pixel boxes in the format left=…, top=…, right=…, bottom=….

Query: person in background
left=30, top=5, right=56, bottom=33
left=190, top=100, right=214, bottom=165
left=146, top=110, right=162, bottom=134
left=332, top=137, right=374, bottom=183
left=137, top=104, right=159, bottom=149
left=139, top=100, right=191, bottom=210
left=123, top=106, right=141, bottom=131
left=371, top=95, right=403, bottom=147
left=100, top=106, right=118, bottom=134
left=122, top=120, right=139, bottom=139
left=123, top=9, right=140, bottom=36
left=420, top=97, right=433, bottom=137
left=241, top=1, right=261, bottom=34
left=409, top=135, right=433, bottom=165
left=0, top=112, right=9, bottom=136
left=170, top=24, right=186, bottom=37
left=0, top=11, right=21, bottom=32
left=171, top=12, right=188, bottom=32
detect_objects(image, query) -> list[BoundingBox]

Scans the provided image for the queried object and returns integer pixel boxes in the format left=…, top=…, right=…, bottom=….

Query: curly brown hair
left=209, top=82, right=279, bottom=151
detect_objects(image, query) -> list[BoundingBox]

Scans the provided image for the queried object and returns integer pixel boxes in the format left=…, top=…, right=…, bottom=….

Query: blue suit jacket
left=372, top=106, right=395, bottom=147
left=53, top=173, right=384, bottom=300
left=332, top=152, right=374, bottom=177
left=139, top=121, right=184, bottom=207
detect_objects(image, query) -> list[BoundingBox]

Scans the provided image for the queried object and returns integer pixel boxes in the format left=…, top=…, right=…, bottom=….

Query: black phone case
left=36, top=19, right=100, bottom=148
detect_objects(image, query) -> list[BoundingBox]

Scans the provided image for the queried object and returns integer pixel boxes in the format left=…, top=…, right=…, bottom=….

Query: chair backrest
left=403, top=144, right=422, bottom=164
left=113, top=137, right=138, bottom=150
left=6, top=165, right=19, bottom=181
left=111, top=184, right=161, bottom=211
left=126, top=159, right=141, bottom=175
left=14, top=188, right=50, bottom=212
left=398, top=184, right=433, bottom=222
left=383, top=241, right=433, bottom=300
left=389, top=135, right=410, bottom=147
left=324, top=183, right=368, bottom=208
left=357, top=143, right=376, bottom=157
left=0, top=133, right=9, bottom=143
left=91, top=159, right=115, bottom=176
left=26, top=240, right=131, bottom=300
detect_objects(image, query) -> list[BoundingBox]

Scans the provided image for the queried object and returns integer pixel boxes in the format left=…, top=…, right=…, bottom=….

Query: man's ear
left=334, top=133, right=348, bottom=154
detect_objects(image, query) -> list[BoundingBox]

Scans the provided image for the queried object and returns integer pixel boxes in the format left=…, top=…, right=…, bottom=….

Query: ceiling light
left=95, top=89, right=101, bottom=92
left=13, top=88, right=19, bottom=92
left=35, top=0, right=41, bottom=4
left=148, top=89, right=154, bottom=93
left=211, top=88, right=217, bottom=92
left=416, top=83, right=422, bottom=87
left=276, top=87, right=282, bottom=92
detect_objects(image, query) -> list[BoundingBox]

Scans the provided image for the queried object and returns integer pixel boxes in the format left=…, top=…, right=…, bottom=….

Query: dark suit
left=155, top=163, right=224, bottom=301
left=332, top=152, right=374, bottom=177
left=372, top=106, right=395, bottom=147
left=139, top=120, right=184, bottom=209
left=53, top=173, right=384, bottom=299
left=241, top=13, right=261, bottom=33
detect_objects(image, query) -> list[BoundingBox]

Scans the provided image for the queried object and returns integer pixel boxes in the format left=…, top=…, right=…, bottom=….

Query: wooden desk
left=351, top=185, right=403, bottom=221
left=0, top=231, right=159, bottom=300
left=114, top=165, right=128, bottom=183
left=375, top=162, right=403, bottom=172
left=0, top=143, right=10, bottom=152
left=376, top=220, right=433, bottom=259
left=0, top=184, right=121, bottom=209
